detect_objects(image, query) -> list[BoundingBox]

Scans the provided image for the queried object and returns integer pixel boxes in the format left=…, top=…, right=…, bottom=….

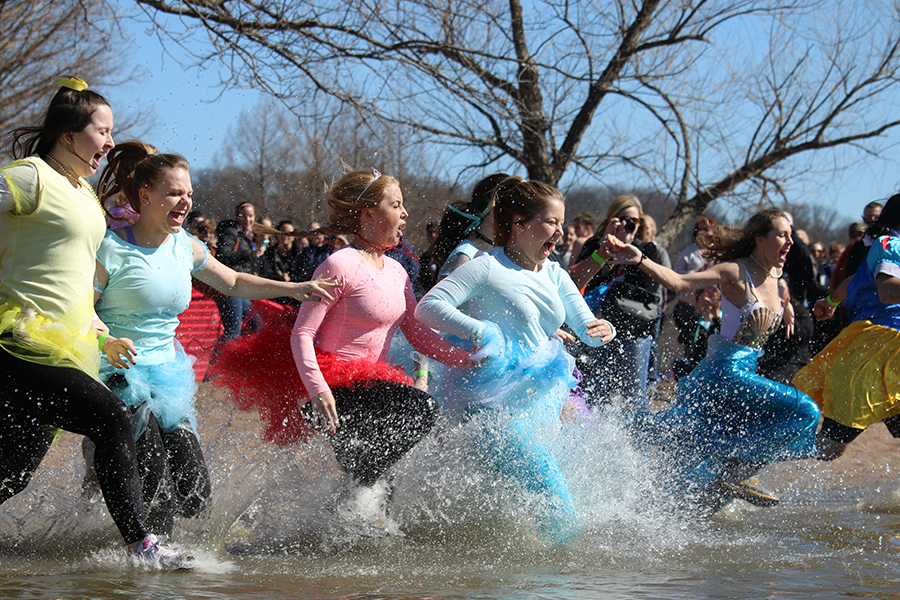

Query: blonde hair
left=254, top=168, right=400, bottom=240
left=599, top=195, right=645, bottom=240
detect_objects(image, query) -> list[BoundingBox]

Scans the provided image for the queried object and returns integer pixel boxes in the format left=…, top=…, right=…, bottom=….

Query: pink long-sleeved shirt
left=291, top=246, right=469, bottom=399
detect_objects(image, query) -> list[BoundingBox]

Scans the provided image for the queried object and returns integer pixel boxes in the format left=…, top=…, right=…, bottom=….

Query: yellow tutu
left=793, top=320, right=900, bottom=429
left=0, top=296, right=101, bottom=380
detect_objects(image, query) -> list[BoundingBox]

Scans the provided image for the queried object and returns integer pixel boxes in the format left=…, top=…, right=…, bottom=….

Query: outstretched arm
left=569, top=236, right=617, bottom=289
left=191, top=238, right=337, bottom=303
left=608, top=238, right=731, bottom=293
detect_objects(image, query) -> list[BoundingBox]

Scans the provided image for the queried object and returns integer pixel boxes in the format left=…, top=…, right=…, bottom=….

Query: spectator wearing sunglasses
left=570, top=195, right=666, bottom=415
left=832, top=216, right=877, bottom=289
left=846, top=201, right=885, bottom=279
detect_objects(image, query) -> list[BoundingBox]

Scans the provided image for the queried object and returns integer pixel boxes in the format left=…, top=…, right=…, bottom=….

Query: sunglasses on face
left=618, top=216, right=638, bottom=234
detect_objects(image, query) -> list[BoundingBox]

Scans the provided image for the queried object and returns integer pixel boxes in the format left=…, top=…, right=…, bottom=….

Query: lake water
left=2, top=384, right=899, bottom=599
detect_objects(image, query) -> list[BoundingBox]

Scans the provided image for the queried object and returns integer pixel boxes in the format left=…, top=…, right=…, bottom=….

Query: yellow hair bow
left=56, top=77, right=89, bottom=92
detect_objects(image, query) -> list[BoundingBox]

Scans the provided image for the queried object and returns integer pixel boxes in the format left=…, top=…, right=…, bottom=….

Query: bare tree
left=133, top=0, right=900, bottom=244
left=198, top=100, right=459, bottom=247
left=0, top=0, right=126, bottom=160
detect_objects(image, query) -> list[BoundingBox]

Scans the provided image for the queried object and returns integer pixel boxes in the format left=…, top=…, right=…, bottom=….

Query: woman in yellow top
left=0, top=78, right=183, bottom=567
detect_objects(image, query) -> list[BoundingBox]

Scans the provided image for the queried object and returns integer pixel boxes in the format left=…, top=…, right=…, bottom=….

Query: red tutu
left=208, top=300, right=413, bottom=445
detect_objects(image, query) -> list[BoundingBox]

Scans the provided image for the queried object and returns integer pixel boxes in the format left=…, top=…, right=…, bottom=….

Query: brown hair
left=432, top=172, right=509, bottom=267
left=97, top=140, right=190, bottom=215
left=692, top=217, right=716, bottom=242
left=701, top=208, right=788, bottom=263
left=10, top=81, right=111, bottom=159
left=492, top=176, right=564, bottom=247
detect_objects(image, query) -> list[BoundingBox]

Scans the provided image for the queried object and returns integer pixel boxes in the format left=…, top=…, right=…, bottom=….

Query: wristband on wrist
left=591, top=250, right=606, bottom=267
left=638, top=251, right=646, bottom=265
left=826, top=294, right=840, bottom=307
left=97, top=333, right=110, bottom=350
left=415, top=369, right=429, bottom=379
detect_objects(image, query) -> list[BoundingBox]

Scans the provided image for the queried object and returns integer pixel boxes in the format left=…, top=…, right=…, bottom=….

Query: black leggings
left=328, top=381, right=439, bottom=487
left=133, top=412, right=211, bottom=536
left=820, top=415, right=900, bottom=444
left=0, top=350, right=148, bottom=544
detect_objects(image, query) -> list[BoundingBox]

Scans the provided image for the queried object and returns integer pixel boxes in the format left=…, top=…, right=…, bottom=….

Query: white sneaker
left=334, top=479, right=398, bottom=538
left=132, top=534, right=194, bottom=570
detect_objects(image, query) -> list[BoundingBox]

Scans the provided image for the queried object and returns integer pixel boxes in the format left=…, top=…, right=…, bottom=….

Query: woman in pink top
left=212, top=169, right=471, bottom=531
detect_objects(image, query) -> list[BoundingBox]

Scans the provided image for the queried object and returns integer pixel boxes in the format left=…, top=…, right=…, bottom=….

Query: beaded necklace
left=45, top=154, right=103, bottom=210
left=749, top=253, right=781, bottom=279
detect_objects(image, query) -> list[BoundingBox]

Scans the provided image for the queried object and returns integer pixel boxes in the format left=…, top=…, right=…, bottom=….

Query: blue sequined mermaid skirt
left=640, top=336, right=819, bottom=487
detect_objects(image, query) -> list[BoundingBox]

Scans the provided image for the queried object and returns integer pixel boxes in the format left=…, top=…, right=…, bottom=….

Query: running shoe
left=132, top=534, right=194, bottom=570
left=334, top=478, right=399, bottom=538
left=719, top=477, right=780, bottom=508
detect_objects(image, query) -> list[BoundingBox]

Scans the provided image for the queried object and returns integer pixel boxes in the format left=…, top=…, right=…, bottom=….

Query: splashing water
left=2, top=383, right=900, bottom=598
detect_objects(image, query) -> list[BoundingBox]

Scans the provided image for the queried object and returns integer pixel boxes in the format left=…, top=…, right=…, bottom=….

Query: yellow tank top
left=0, top=156, right=106, bottom=376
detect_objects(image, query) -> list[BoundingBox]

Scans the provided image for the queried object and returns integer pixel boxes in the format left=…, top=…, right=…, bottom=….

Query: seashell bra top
left=719, top=261, right=783, bottom=349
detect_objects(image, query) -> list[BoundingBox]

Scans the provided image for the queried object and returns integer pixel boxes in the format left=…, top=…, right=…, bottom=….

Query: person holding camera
left=569, top=195, right=665, bottom=415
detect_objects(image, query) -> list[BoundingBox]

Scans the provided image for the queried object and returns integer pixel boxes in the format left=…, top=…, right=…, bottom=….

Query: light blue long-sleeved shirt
left=416, top=246, right=614, bottom=350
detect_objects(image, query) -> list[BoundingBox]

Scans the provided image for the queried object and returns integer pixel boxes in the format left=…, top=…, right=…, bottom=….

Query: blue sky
left=106, top=9, right=900, bottom=228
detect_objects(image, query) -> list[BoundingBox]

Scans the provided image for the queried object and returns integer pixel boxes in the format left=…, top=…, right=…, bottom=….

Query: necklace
left=355, top=234, right=420, bottom=263
left=749, top=253, right=781, bottom=279
left=45, top=154, right=103, bottom=210
left=473, top=230, right=494, bottom=246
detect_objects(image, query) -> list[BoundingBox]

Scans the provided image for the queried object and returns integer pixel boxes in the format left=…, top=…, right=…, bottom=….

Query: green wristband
left=415, top=370, right=429, bottom=379
left=591, top=250, right=607, bottom=266
left=97, top=333, right=110, bottom=350
left=826, top=294, right=840, bottom=307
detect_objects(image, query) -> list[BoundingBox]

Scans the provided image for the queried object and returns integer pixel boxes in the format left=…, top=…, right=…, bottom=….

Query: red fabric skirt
left=208, top=300, right=413, bottom=445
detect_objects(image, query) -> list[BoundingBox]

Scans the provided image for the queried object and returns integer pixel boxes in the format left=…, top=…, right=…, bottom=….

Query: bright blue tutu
left=638, top=336, right=819, bottom=486
left=101, top=340, right=198, bottom=436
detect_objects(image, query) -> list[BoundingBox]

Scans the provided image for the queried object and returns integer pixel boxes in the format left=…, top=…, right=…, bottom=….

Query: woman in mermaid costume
left=416, top=176, right=615, bottom=543
left=90, top=141, right=336, bottom=535
left=609, top=209, right=820, bottom=509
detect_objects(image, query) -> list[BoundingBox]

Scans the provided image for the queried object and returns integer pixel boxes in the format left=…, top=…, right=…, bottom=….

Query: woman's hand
left=586, top=319, right=614, bottom=342
left=560, top=400, right=578, bottom=425
left=553, top=328, right=576, bottom=344
left=812, top=298, right=838, bottom=321
left=292, top=275, right=338, bottom=302
left=782, top=301, right=795, bottom=339
left=606, top=237, right=642, bottom=265
left=102, top=336, right=137, bottom=369
left=306, top=391, right=339, bottom=434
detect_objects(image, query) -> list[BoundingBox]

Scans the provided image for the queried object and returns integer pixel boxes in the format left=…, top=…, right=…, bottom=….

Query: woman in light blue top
left=416, top=176, right=615, bottom=543
left=91, top=141, right=336, bottom=534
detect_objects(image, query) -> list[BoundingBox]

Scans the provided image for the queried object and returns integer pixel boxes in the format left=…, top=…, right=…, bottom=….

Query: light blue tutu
left=434, top=330, right=580, bottom=543
left=436, top=330, right=576, bottom=419
left=101, top=340, right=198, bottom=437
